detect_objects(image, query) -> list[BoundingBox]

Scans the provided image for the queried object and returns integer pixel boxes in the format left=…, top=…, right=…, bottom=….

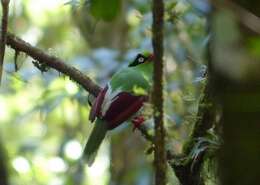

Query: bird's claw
left=132, top=116, right=145, bottom=131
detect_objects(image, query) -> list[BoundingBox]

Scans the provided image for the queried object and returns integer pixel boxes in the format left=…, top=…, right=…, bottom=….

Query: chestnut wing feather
left=89, top=86, right=108, bottom=122
left=103, top=92, right=146, bottom=130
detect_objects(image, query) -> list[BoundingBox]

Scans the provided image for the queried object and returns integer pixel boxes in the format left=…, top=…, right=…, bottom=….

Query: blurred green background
left=0, top=0, right=209, bottom=184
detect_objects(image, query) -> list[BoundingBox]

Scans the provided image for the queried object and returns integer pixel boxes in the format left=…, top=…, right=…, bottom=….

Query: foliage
left=88, top=0, right=121, bottom=21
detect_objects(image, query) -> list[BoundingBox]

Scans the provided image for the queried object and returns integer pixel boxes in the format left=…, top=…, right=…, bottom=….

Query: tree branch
left=0, top=0, right=10, bottom=83
left=0, top=2, right=10, bottom=184
left=152, top=0, right=167, bottom=184
left=6, top=33, right=101, bottom=96
left=0, top=138, right=8, bottom=185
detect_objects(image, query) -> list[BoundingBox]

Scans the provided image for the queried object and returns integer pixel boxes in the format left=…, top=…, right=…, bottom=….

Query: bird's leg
left=132, top=115, right=145, bottom=131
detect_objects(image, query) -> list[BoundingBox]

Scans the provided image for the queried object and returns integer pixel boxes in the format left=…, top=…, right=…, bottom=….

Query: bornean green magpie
left=83, top=52, right=154, bottom=166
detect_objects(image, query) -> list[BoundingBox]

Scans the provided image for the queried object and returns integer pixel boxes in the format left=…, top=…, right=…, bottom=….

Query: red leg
left=131, top=115, right=145, bottom=131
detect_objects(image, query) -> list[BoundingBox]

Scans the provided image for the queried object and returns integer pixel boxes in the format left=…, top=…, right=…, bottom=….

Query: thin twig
left=0, top=0, right=10, bottom=84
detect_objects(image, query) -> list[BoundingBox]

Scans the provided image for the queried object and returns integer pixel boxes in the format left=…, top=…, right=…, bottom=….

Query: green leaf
left=89, top=0, right=121, bottom=21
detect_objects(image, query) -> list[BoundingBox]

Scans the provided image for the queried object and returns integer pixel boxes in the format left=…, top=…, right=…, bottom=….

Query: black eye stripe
left=129, top=53, right=149, bottom=67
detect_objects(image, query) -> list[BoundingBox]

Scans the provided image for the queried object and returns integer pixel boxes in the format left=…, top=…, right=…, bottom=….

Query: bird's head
left=128, top=52, right=154, bottom=67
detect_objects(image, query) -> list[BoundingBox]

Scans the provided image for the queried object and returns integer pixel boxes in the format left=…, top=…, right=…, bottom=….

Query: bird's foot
left=132, top=116, right=145, bottom=131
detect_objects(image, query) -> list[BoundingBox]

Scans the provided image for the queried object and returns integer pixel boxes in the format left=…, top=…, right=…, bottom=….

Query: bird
left=82, top=52, right=154, bottom=166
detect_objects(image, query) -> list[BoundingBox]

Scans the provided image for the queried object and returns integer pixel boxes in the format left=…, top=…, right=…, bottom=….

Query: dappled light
left=0, top=0, right=259, bottom=185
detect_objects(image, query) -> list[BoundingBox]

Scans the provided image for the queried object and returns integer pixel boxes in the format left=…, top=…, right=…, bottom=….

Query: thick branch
left=6, top=33, right=101, bottom=96
left=152, top=0, right=166, bottom=185
left=0, top=0, right=9, bottom=83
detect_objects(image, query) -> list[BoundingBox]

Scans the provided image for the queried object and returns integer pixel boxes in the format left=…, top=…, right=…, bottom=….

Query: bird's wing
left=103, top=92, right=147, bottom=130
left=89, top=86, right=108, bottom=122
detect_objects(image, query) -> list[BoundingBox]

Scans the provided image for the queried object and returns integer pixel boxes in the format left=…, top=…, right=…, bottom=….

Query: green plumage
left=110, top=62, right=153, bottom=94
left=83, top=118, right=108, bottom=166
left=110, top=68, right=150, bottom=92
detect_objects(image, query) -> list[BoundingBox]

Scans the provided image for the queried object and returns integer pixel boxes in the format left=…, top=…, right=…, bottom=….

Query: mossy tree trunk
left=210, top=1, right=260, bottom=184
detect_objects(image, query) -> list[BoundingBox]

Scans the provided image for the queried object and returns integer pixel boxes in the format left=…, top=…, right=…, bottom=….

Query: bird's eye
left=138, top=57, right=144, bottom=63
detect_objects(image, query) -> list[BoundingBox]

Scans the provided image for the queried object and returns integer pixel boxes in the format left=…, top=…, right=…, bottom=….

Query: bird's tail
left=82, top=118, right=107, bottom=166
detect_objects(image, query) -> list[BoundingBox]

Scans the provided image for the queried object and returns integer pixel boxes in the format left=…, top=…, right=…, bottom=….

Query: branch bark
left=0, top=138, right=8, bottom=185
left=0, top=0, right=10, bottom=83
left=152, top=0, right=167, bottom=184
left=6, top=33, right=101, bottom=96
left=0, top=2, right=10, bottom=184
